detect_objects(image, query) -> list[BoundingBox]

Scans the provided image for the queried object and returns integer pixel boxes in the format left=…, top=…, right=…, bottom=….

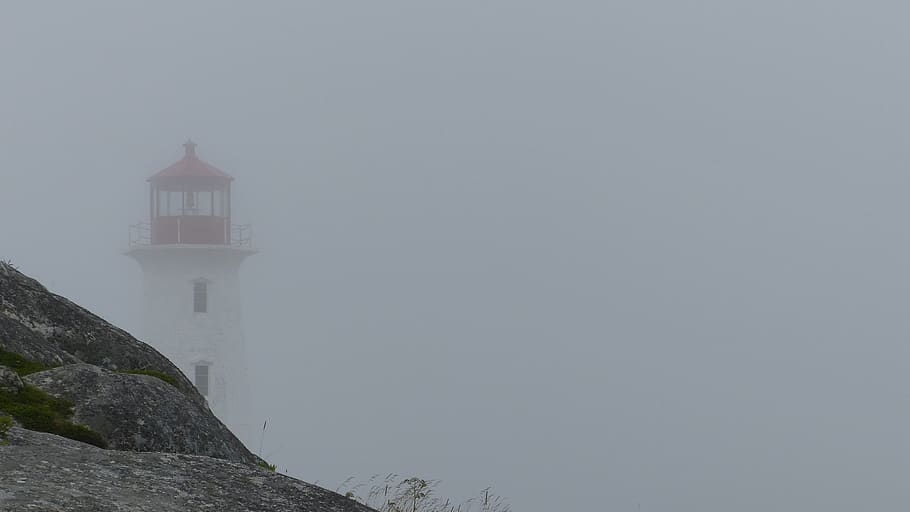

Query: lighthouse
left=126, top=140, right=255, bottom=442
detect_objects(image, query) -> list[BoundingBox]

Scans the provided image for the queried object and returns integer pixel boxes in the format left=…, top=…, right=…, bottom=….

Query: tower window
left=194, top=364, right=210, bottom=396
left=193, top=281, right=207, bottom=313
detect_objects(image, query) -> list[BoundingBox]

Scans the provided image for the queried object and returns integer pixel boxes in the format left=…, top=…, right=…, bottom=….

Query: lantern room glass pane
left=154, top=188, right=226, bottom=217
left=195, top=191, right=212, bottom=216
left=213, top=190, right=224, bottom=216
left=182, top=191, right=199, bottom=215
left=157, top=190, right=185, bottom=216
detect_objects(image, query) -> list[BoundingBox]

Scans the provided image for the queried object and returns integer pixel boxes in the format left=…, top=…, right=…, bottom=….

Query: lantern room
left=139, top=140, right=248, bottom=246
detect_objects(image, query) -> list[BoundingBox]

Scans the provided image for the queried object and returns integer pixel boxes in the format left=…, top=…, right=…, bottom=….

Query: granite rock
left=24, top=364, right=256, bottom=464
left=0, top=262, right=199, bottom=402
left=0, top=427, right=374, bottom=512
left=0, top=263, right=373, bottom=511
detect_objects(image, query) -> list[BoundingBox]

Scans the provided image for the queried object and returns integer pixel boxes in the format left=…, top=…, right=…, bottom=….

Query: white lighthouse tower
left=126, top=140, right=255, bottom=443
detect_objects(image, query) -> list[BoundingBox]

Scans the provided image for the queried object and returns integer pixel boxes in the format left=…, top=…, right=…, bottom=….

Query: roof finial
left=183, top=138, right=197, bottom=158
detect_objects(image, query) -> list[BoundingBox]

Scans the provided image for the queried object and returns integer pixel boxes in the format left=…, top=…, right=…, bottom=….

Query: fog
left=3, top=1, right=910, bottom=510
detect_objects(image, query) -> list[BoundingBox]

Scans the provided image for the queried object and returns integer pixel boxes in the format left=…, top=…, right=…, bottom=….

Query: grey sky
left=2, top=1, right=910, bottom=510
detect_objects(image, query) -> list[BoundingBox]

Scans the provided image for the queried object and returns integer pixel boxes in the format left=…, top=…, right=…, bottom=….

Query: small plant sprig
left=255, top=418, right=278, bottom=472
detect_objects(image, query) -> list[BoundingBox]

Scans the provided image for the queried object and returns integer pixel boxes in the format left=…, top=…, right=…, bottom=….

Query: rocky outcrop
left=0, top=262, right=249, bottom=456
left=23, top=364, right=256, bottom=463
left=0, top=426, right=373, bottom=512
left=0, top=262, right=199, bottom=402
left=0, top=262, right=375, bottom=510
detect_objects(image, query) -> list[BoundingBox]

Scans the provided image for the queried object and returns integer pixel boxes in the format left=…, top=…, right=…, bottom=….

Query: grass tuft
left=338, top=474, right=513, bottom=512
left=0, top=414, right=13, bottom=445
left=0, top=347, right=51, bottom=376
left=119, top=369, right=179, bottom=388
left=257, top=460, right=277, bottom=472
left=0, top=384, right=107, bottom=448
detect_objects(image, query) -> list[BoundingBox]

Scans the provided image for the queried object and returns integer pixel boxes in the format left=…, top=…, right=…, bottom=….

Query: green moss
left=0, top=414, right=11, bottom=446
left=0, top=385, right=107, bottom=448
left=0, top=414, right=12, bottom=433
left=257, top=460, right=277, bottom=472
left=0, top=414, right=12, bottom=435
left=120, top=369, right=179, bottom=388
left=0, top=347, right=50, bottom=376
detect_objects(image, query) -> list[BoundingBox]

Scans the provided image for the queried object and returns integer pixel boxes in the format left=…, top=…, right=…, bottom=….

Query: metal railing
left=129, top=223, right=152, bottom=247
left=230, top=224, right=253, bottom=248
left=129, top=222, right=253, bottom=248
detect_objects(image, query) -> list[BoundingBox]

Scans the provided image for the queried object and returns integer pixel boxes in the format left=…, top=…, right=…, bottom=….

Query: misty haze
left=2, top=1, right=909, bottom=511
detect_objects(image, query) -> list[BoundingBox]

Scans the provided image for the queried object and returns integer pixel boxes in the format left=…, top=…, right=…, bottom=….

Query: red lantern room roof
left=148, top=140, right=233, bottom=184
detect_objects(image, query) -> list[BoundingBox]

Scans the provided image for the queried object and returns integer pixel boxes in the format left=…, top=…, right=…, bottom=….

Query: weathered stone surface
left=0, top=365, right=22, bottom=392
left=24, top=364, right=256, bottom=464
left=0, top=262, right=199, bottom=402
left=0, top=263, right=257, bottom=462
left=0, top=427, right=374, bottom=512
